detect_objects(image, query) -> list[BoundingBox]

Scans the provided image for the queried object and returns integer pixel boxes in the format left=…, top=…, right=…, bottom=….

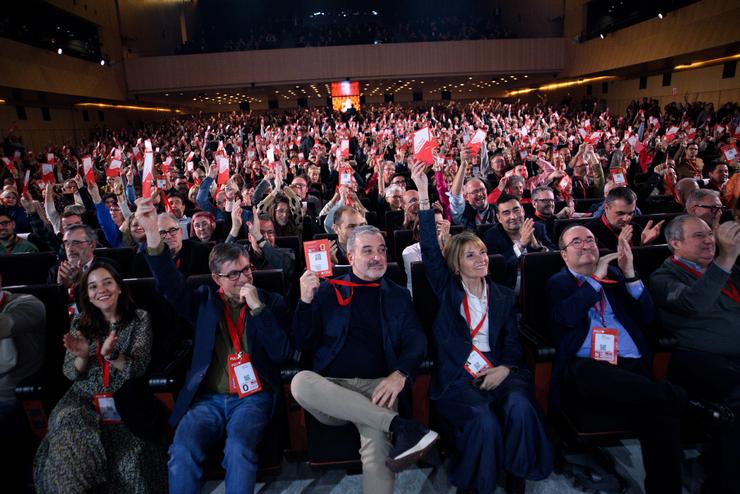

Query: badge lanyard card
left=220, top=290, right=263, bottom=398
left=92, top=338, right=123, bottom=424
left=578, top=278, right=619, bottom=365
left=462, top=287, right=494, bottom=377
left=303, top=239, right=333, bottom=278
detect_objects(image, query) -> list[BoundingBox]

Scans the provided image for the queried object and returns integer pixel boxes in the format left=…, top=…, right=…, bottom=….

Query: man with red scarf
left=650, top=216, right=740, bottom=494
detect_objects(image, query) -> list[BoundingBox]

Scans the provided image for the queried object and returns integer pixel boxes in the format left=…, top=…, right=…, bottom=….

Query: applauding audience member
left=34, top=262, right=166, bottom=492
left=650, top=216, right=740, bottom=494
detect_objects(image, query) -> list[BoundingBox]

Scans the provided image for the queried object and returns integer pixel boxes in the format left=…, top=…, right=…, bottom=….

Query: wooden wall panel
left=124, top=39, right=565, bottom=94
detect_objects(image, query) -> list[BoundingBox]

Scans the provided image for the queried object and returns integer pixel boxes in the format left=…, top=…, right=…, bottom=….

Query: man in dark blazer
left=291, top=225, right=436, bottom=494
left=585, top=186, right=663, bottom=251
left=547, top=223, right=685, bottom=494
left=483, top=194, right=555, bottom=290
left=132, top=212, right=210, bottom=278
left=136, top=200, right=294, bottom=494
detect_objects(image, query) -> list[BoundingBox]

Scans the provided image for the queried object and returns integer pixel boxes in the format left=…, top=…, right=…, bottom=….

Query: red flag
left=467, top=129, right=487, bottom=155
left=413, top=127, right=435, bottom=165
left=142, top=139, right=154, bottom=198
left=41, top=163, right=55, bottom=183
left=664, top=126, right=679, bottom=142
left=340, top=139, right=350, bottom=158
left=107, top=158, right=122, bottom=177
left=82, top=156, right=95, bottom=185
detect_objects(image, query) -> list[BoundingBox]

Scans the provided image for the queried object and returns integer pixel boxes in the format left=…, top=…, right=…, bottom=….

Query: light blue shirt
left=569, top=269, right=643, bottom=359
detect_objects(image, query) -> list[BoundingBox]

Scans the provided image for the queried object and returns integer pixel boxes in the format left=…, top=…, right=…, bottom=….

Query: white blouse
left=460, top=280, right=490, bottom=352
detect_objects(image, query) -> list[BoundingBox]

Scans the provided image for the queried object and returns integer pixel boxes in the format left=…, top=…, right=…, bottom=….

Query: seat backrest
left=475, top=223, right=495, bottom=239
left=393, top=229, right=416, bottom=262
left=574, top=198, right=602, bottom=213
left=94, top=247, right=135, bottom=278
left=450, top=225, right=464, bottom=236
left=123, top=277, right=193, bottom=365
left=552, top=218, right=592, bottom=245
left=274, top=235, right=301, bottom=264
left=0, top=251, right=58, bottom=286
left=519, top=252, right=566, bottom=336
left=632, top=245, right=671, bottom=288
left=313, top=233, right=338, bottom=242
left=6, top=283, right=72, bottom=403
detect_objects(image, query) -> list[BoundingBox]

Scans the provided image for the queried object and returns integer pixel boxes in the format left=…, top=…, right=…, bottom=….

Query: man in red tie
left=650, top=216, right=740, bottom=494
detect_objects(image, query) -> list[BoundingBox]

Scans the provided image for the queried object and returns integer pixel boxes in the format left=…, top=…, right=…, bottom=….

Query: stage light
left=657, top=13, right=664, bottom=19
left=599, top=34, right=605, bottom=39
left=57, top=48, right=63, bottom=55
left=100, top=60, right=105, bottom=66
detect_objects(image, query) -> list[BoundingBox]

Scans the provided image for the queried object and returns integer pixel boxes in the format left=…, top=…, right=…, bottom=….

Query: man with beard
left=292, top=225, right=436, bottom=494
left=586, top=187, right=663, bottom=251
left=530, top=186, right=573, bottom=236
left=483, top=195, right=555, bottom=290
left=0, top=206, right=38, bottom=254
left=450, top=163, right=496, bottom=230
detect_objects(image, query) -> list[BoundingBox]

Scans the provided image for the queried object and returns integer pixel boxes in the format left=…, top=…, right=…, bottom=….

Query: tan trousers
left=291, top=370, right=398, bottom=494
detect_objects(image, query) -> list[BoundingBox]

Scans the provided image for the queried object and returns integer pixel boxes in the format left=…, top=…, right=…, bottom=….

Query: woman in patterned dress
left=34, top=261, right=167, bottom=493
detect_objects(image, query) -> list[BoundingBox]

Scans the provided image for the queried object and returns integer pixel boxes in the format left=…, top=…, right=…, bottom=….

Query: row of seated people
left=2, top=164, right=738, bottom=494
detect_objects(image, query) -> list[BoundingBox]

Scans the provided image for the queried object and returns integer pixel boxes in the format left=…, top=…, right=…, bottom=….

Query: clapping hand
left=63, top=331, right=89, bottom=359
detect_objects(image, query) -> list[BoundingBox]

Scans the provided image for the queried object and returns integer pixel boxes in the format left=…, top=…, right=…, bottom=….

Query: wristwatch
left=250, top=304, right=267, bottom=316
left=104, top=349, right=120, bottom=362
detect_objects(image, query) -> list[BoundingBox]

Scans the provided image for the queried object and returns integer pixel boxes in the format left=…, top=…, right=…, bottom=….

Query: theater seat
left=552, top=218, right=592, bottom=245
left=632, top=245, right=671, bottom=289
left=94, top=247, right=135, bottom=278
left=574, top=198, right=601, bottom=213
left=11, top=283, right=71, bottom=440
left=0, top=251, right=58, bottom=286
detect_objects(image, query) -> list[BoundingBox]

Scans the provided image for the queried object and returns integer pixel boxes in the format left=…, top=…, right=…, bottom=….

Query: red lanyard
left=671, top=257, right=740, bottom=304
left=175, top=257, right=182, bottom=270
left=600, top=214, right=631, bottom=245
left=462, top=285, right=489, bottom=339
left=686, top=159, right=701, bottom=178
left=575, top=276, right=618, bottom=326
left=326, top=279, right=380, bottom=306
left=96, top=337, right=111, bottom=390
left=0, top=291, right=6, bottom=309
left=574, top=177, right=587, bottom=198
left=219, top=289, right=248, bottom=353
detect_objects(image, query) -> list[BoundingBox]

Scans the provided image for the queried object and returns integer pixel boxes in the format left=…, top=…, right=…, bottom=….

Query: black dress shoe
left=505, top=474, right=525, bottom=494
left=687, top=399, right=735, bottom=427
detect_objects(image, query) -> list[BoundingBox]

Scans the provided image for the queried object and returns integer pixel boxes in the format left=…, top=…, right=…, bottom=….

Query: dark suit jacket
left=585, top=215, right=643, bottom=251
left=145, top=246, right=294, bottom=427
left=546, top=266, right=656, bottom=410
left=293, top=273, right=426, bottom=385
left=133, top=238, right=210, bottom=278
left=482, top=222, right=556, bottom=289
left=419, top=210, right=522, bottom=400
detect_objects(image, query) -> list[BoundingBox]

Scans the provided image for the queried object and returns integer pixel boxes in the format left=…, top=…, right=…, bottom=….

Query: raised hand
left=640, top=220, right=665, bottom=245
left=299, top=270, right=321, bottom=304
left=595, top=252, right=619, bottom=279
left=617, top=226, right=635, bottom=278
left=100, top=330, right=119, bottom=358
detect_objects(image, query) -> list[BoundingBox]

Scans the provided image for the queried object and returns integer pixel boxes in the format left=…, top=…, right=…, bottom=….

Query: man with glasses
left=483, top=195, right=555, bottom=290
left=686, top=189, right=724, bottom=230
left=50, top=224, right=97, bottom=288
left=132, top=212, right=209, bottom=277
left=548, top=224, right=726, bottom=494
left=586, top=187, right=664, bottom=251
left=530, top=186, right=573, bottom=237
left=675, top=142, right=704, bottom=180
left=449, top=161, right=496, bottom=230
left=136, top=199, right=294, bottom=494
left=650, top=216, right=740, bottom=494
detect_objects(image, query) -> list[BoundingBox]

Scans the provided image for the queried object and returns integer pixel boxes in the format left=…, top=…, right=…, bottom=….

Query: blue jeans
left=168, top=391, right=272, bottom=494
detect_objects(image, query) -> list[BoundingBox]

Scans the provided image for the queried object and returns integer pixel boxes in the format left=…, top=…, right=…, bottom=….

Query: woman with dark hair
left=411, top=162, right=552, bottom=494
left=34, top=262, right=167, bottom=493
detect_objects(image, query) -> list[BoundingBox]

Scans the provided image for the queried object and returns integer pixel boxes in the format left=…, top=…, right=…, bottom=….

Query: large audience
left=1, top=95, right=739, bottom=493
left=177, top=14, right=509, bottom=54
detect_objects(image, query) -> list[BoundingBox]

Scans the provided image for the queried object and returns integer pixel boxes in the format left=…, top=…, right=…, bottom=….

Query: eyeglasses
left=563, top=237, right=597, bottom=249
left=63, top=239, right=92, bottom=248
left=466, top=187, right=487, bottom=195
left=694, top=205, right=723, bottom=214
left=216, top=266, right=252, bottom=281
left=158, top=227, right=181, bottom=238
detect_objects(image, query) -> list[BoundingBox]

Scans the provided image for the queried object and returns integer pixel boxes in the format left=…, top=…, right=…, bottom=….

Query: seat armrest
left=148, top=340, right=193, bottom=393
left=519, top=323, right=557, bottom=362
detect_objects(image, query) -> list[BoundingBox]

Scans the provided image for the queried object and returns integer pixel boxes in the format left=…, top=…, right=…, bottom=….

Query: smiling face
left=86, top=267, right=122, bottom=316
left=458, top=240, right=489, bottom=279
left=212, top=254, right=253, bottom=300
left=670, top=217, right=716, bottom=268
left=464, top=179, right=487, bottom=210
left=560, top=226, right=600, bottom=274
left=348, top=232, right=387, bottom=281
left=496, top=199, right=524, bottom=235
